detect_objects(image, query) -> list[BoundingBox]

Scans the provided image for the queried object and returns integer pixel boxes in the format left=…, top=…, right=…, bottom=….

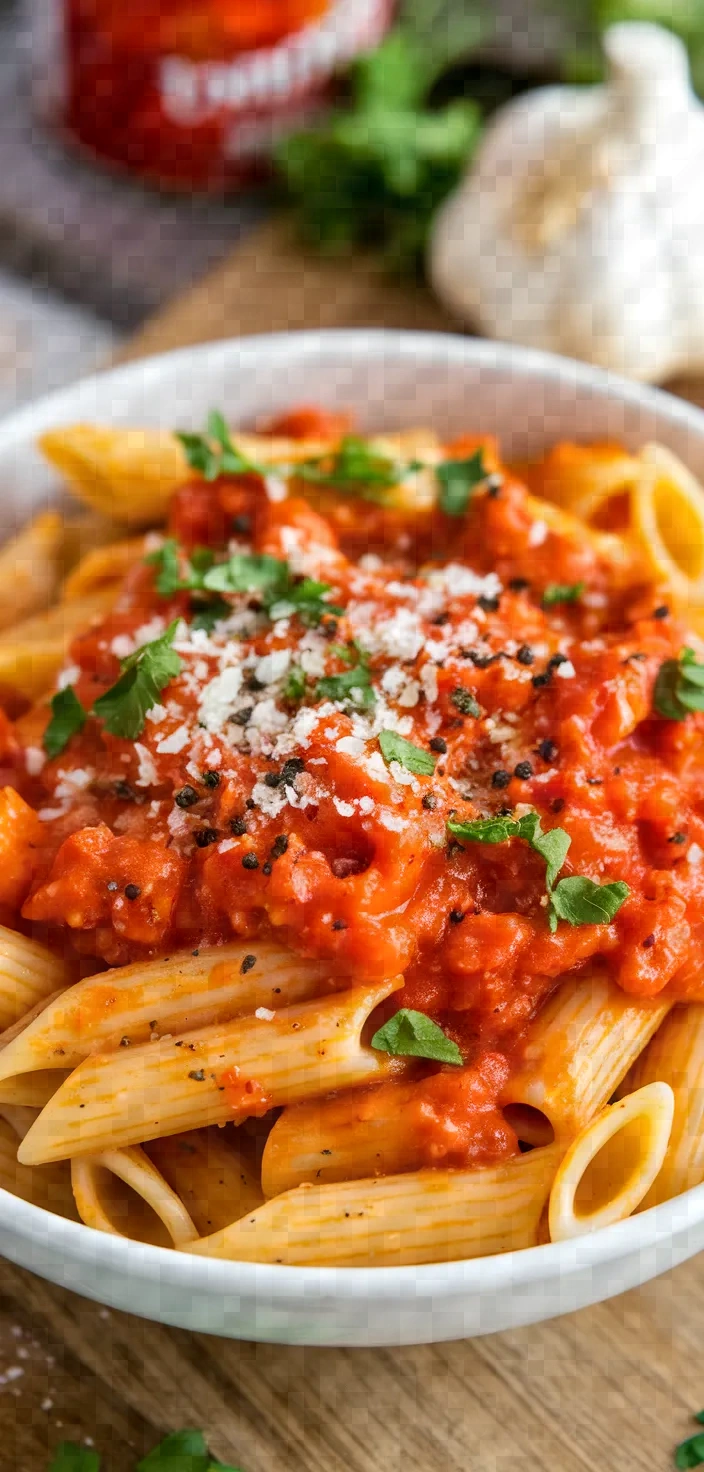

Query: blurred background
left=0, top=0, right=698, bottom=409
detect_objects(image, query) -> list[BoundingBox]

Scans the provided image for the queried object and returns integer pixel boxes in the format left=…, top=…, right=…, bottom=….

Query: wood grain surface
left=6, top=215, right=704, bottom=1471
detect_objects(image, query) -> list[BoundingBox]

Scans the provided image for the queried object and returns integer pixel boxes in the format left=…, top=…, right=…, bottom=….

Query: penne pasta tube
left=19, top=978, right=404, bottom=1166
left=517, top=441, right=640, bottom=528
left=0, top=1113, right=77, bottom=1221
left=147, top=1127, right=264, bottom=1236
left=72, top=1145, right=199, bottom=1247
left=548, top=1083, right=674, bottom=1242
left=0, top=589, right=117, bottom=699
left=626, top=1004, right=704, bottom=1209
left=503, top=971, right=671, bottom=1143
left=0, top=512, right=64, bottom=632
left=0, top=941, right=334, bottom=1082
left=0, top=927, right=69, bottom=1032
left=0, top=1070, right=69, bottom=1109
left=61, top=535, right=146, bottom=602
left=631, top=443, right=704, bottom=605
left=182, top=1144, right=563, bottom=1267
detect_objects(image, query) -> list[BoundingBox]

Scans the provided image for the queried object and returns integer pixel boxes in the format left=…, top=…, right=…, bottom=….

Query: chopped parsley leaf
left=548, top=876, right=630, bottom=932
left=437, top=448, right=490, bottom=516
left=295, top=435, right=403, bottom=502
left=371, top=1008, right=462, bottom=1065
left=283, top=665, right=307, bottom=703
left=190, top=596, right=230, bottom=633
left=317, top=645, right=375, bottom=710
left=48, top=1446, right=101, bottom=1472
left=43, top=687, right=88, bottom=759
left=450, top=686, right=481, bottom=717
left=378, top=730, right=435, bottom=775
left=268, top=577, right=344, bottom=627
left=542, top=581, right=585, bottom=607
left=93, top=621, right=183, bottom=741
left=655, top=647, right=704, bottom=720
left=203, top=553, right=285, bottom=596
left=177, top=410, right=265, bottom=483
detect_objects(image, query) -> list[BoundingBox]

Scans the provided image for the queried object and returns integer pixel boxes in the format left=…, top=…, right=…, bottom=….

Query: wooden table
left=4, top=219, right=704, bottom=1472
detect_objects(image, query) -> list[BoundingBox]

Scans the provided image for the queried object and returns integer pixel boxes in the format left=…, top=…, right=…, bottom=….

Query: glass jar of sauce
left=37, top=0, right=394, bottom=192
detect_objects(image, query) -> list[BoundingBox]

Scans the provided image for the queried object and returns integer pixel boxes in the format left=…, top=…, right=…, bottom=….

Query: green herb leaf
left=44, top=687, right=88, bottom=759
left=371, top=1008, right=462, bottom=1064
left=447, top=814, right=520, bottom=844
left=378, top=730, right=436, bottom=775
left=190, top=597, right=230, bottom=633
left=93, top=621, right=183, bottom=741
left=542, top=582, right=585, bottom=606
left=317, top=650, right=376, bottom=711
left=450, top=686, right=481, bottom=717
left=548, top=876, right=630, bottom=931
left=268, top=577, right=343, bottom=627
left=177, top=411, right=264, bottom=484
left=448, top=811, right=573, bottom=909
left=655, top=647, right=704, bottom=720
left=203, top=553, right=286, bottom=596
left=48, top=1445, right=101, bottom=1472
left=675, top=1431, right=704, bottom=1468
left=136, top=1426, right=243, bottom=1471
left=296, top=436, right=403, bottom=502
left=283, top=665, right=307, bottom=703
left=437, top=449, right=489, bottom=516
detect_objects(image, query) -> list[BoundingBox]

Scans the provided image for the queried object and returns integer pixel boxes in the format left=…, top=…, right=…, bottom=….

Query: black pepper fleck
left=194, top=828, right=219, bottom=848
left=175, top=785, right=200, bottom=809
left=230, top=816, right=247, bottom=836
left=264, top=771, right=283, bottom=788
left=492, top=769, right=511, bottom=789
left=188, top=1069, right=206, bottom=1082
left=232, top=513, right=251, bottom=535
left=642, top=933, right=656, bottom=949
left=332, top=919, right=347, bottom=931
left=478, top=594, right=500, bottom=613
left=262, top=861, right=272, bottom=876
left=231, top=707, right=253, bottom=727
left=548, top=652, right=568, bottom=669
left=432, top=611, right=449, bottom=627
left=532, top=671, right=552, bottom=689
left=429, top=736, right=447, bottom=754
left=538, top=739, right=559, bottom=763
left=422, top=793, right=437, bottom=810
left=282, top=757, right=305, bottom=785
left=653, top=605, right=670, bottom=620
left=669, top=831, right=688, bottom=844
left=514, top=761, right=533, bottom=780
left=242, top=852, right=259, bottom=870
left=516, top=645, right=535, bottom=666
left=449, top=909, right=465, bottom=925
left=551, top=797, right=566, bottom=814
left=245, top=798, right=256, bottom=809
left=120, top=1036, right=131, bottom=1047
left=240, top=955, right=257, bottom=974
left=509, top=577, right=530, bottom=592
left=124, top=884, right=141, bottom=900
left=271, top=834, right=289, bottom=859
left=202, top=770, right=221, bottom=789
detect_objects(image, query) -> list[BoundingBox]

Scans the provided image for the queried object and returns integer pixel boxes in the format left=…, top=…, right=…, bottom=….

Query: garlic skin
left=430, top=24, right=704, bottom=383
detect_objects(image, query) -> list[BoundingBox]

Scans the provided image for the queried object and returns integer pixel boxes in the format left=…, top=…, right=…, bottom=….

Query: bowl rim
left=3, top=325, right=704, bottom=1301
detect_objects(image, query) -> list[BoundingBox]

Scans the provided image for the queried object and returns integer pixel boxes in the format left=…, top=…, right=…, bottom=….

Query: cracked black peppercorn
left=332, top=919, right=347, bottom=931
left=642, top=933, right=656, bottom=949
left=124, top=884, right=141, bottom=901
left=242, top=852, right=259, bottom=870
left=175, top=785, right=199, bottom=809
left=262, top=861, right=272, bottom=875
left=282, top=757, right=306, bottom=785
left=449, top=909, right=465, bottom=924
left=532, top=671, right=552, bottom=689
left=194, top=828, right=219, bottom=849
left=653, top=605, right=670, bottom=619
left=509, top=577, right=530, bottom=592
left=422, top=793, right=437, bottom=810
left=232, top=514, right=251, bottom=535
left=202, top=771, right=221, bottom=789
left=516, top=644, right=535, bottom=666
left=271, top=834, right=289, bottom=859
left=231, top=707, right=253, bottom=727
left=264, top=771, right=283, bottom=788
left=538, top=739, right=558, bottom=763
left=478, top=594, right=500, bottom=613
left=429, top=736, right=447, bottom=754
left=230, top=816, right=247, bottom=836
left=669, top=831, right=687, bottom=844
left=188, top=1069, right=206, bottom=1082
left=492, top=769, right=511, bottom=789
left=514, top=761, right=533, bottom=780
left=240, top=954, right=257, bottom=974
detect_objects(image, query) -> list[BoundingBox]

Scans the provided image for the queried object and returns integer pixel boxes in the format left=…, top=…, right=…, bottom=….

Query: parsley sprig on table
left=44, top=622, right=183, bottom=756
left=675, top=1409, right=704, bottom=1468
left=48, top=1427, right=242, bottom=1470
left=448, top=811, right=629, bottom=931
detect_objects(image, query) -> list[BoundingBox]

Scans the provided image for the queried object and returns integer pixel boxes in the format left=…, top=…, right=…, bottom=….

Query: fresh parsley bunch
left=48, top=1428, right=241, bottom=1470
left=277, top=1, right=486, bottom=275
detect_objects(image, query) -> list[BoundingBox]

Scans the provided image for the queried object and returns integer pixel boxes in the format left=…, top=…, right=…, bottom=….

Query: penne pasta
left=626, top=1005, right=704, bottom=1209
left=517, top=441, right=640, bottom=529
left=182, top=1144, right=563, bottom=1267
left=0, top=941, right=334, bottom=1082
left=0, top=512, right=65, bottom=632
left=147, top=1127, right=264, bottom=1236
left=0, top=589, right=117, bottom=699
left=631, top=443, right=704, bottom=605
left=18, top=978, right=404, bottom=1165
left=61, top=535, right=147, bottom=602
left=503, top=971, right=671, bottom=1143
left=71, top=1145, right=199, bottom=1247
left=0, top=1070, right=69, bottom=1109
left=548, top=1083, right=674, bottom=1242
left=0, top=927, right=69, bottom=1031
left=0, top=1112, right=77, bottom=1221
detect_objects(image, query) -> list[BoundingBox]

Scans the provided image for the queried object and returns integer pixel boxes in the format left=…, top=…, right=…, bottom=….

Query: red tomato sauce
left=8, top=424, right=703, bottom=1173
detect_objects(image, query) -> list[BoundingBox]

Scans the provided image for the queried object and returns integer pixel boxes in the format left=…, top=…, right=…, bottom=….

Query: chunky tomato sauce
left=6, top=418, right=703, bottom=1172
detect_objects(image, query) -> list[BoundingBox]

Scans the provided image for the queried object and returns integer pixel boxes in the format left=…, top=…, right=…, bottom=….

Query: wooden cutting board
left=4, top=217, right=704, bottom=1472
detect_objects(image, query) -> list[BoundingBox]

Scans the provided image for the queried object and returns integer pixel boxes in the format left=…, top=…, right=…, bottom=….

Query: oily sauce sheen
left=9, top=425, right=704, bottom=1172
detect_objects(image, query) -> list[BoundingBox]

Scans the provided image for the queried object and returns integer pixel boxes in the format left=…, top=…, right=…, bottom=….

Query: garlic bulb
left=430, top=24, right=704, bottom=383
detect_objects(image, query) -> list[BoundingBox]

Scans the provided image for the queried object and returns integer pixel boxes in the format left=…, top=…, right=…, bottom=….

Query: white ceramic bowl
left=2, top=330, right=704, bottom=1347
